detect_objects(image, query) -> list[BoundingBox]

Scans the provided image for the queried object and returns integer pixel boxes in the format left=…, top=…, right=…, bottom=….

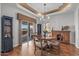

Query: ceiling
left=18, top=3, right=79, bottom=17
left=28, top=3, right=63, bottom=13
left=19, top=3, right=69, bottom=15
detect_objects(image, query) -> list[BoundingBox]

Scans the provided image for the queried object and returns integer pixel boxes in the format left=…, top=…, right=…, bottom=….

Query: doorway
left=19, top=20, right=30, bottom=45
left=19, top=20, right=35, bottom=45
left=17, top=13, right=36, bottom=45
left=21, top=21, right=29, bottom=43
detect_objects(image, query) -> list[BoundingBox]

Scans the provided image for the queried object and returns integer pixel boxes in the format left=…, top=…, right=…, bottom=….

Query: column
left=75, top=6, right=79, bottom=48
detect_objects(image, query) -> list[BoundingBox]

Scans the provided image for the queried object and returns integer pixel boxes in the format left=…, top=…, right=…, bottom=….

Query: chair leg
left=34, top=46, right=36, bottom=55
left=58, top=46, right=60, bottom=55
left=40, top=47, right=43, bottom=56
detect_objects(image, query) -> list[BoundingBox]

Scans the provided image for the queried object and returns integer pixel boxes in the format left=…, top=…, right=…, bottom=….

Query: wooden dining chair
left=32, top=35, right=47, bottom=55
left=49, top=34, right=62, bottom=55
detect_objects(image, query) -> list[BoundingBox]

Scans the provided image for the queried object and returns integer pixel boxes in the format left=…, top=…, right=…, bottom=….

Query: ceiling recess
left=19, top=3, right=69, bottom=15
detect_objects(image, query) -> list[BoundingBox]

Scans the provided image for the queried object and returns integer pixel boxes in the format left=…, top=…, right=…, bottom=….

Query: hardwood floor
left=1, top=40, right=79, bottom=56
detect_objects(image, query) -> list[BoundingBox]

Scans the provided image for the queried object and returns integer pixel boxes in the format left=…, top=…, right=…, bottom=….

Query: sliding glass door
left=19, top=20, right=35, bottom=45
left=21, top=21, right=29, bottom=43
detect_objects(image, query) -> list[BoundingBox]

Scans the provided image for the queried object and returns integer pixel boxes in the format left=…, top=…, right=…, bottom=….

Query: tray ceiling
left=28, top=3, right=63, bottom=13
left=19, top=3, right=69, bottom=15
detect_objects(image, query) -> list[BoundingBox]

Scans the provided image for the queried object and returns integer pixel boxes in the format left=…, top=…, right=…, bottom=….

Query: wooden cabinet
left=52, top=31, right=70, bottom=44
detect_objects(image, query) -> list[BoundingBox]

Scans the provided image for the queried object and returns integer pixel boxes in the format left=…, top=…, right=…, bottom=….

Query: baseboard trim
left=75, top=45, right=79, bottom=48
left=13, top=44, right=19, bottom=48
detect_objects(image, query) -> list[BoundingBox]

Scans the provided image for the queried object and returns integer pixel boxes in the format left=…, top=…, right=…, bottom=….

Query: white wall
left=0, top=3, right=1, bottom=52
left=1, top=3, right=37, bottom=47
left=38, top=11, right=75, bottom=44
left=45, top=12, right=74, bottom=30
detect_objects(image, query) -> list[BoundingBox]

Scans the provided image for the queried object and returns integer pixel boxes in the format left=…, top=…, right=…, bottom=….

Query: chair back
left=32, top=35, right=42, bottom=46
left=56, top=34, right=63, bottom=41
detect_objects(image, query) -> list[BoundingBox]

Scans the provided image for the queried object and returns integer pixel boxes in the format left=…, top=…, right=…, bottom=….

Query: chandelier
left=40, top=3, right=50, bottom=21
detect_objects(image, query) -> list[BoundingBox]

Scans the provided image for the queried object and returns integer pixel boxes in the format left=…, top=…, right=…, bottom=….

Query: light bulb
left=42, top=16, right=44, bottom=19
left=40, top=18, right=41, bottom=20
left=37, top=13, right=42, bottom=16
left=47, top=16, right=50, bottom=19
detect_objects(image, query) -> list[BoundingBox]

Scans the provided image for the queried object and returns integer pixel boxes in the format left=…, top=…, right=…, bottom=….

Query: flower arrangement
left=43, top=29, right=48, bottom=37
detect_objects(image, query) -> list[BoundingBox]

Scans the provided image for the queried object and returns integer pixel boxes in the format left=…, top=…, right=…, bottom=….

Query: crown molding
left=19, top=3, right=69, bottom=16
left=43, top=3, right=69, bottom=15
left=19, top=3, right=38, bottom=14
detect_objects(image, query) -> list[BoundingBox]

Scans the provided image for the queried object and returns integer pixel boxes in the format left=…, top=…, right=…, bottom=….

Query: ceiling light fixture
left=43, top=3, right=50, bottom=21
left=39, top=3, right=51, bottom=21
left=37, top=13, right=42, bottom=16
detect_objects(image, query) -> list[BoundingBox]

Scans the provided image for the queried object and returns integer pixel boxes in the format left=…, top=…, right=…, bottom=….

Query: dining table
left=32, top=35, right=56, bottom=41
left=40, top=36, right=56, bottom=41
left=32, top=35, right=57, bottom=55
left=33, top=35, right=56, bottom=49
left=40, top=36, right=56, bottom=47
